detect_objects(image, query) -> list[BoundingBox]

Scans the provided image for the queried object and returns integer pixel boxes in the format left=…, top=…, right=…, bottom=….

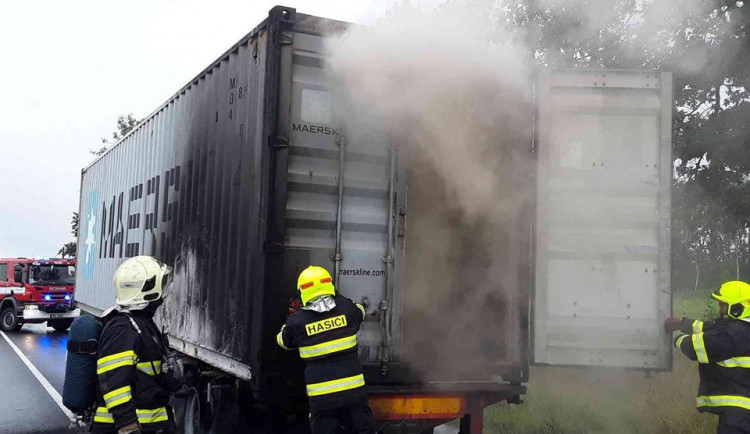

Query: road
left=0, top=323, right=86, bottom=434
left=0, top=323, right=459, bottom=434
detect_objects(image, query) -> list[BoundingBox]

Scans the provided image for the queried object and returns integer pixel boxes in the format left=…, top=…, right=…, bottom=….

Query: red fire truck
left=0, top=258, right=80, bottom=332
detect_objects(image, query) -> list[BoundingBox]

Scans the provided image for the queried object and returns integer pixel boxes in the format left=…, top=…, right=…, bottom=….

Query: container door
left=534, top=69, right=672, bottom=369
left=283, top=31, right=401, bottom=364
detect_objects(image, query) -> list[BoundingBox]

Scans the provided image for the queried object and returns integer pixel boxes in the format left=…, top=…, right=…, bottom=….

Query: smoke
left=327, top=4, right=534, bottom=378
left=326, top=0, right=741, bottom=382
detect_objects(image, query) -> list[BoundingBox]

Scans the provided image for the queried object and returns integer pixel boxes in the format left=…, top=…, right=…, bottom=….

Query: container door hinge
left=397, top=206, right=407, bottom=237
left=263, top=241, right=284, bottom=254
left=268, top=136, right=289, bottom=148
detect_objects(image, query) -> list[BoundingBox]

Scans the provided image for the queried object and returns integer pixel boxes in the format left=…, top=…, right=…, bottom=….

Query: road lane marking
left=0, top=330, right=76, bottom=423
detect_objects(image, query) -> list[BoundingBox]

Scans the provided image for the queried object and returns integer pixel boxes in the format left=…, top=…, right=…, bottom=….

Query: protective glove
left=288, top=298, right=303, bottom=316
left=118, top=421, right=141, bottom=434
left=664, top=317, right=682, bottom=334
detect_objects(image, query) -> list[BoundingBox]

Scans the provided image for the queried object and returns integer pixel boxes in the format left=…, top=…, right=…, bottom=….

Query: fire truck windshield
left=29, top=264, right=75, bottom=285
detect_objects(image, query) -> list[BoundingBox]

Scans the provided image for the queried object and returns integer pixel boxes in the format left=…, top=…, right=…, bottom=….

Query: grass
left=483, top=291, right=719, bottom=434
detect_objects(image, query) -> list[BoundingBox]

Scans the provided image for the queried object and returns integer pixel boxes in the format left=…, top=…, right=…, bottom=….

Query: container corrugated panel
left=534, top=69, right=672, bottom=369
left=77, top=24, right=270, bottom=379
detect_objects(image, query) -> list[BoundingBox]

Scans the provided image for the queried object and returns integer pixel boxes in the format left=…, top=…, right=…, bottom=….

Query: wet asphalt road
left=0, top=323, right=86, bottom=434
left=0, top=324, right=458, bottom=434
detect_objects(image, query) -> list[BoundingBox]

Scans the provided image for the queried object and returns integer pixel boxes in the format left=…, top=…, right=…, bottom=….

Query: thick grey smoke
left=327, top=5, right=534, bottom=378
left=327, top=0, right=738, bottom=381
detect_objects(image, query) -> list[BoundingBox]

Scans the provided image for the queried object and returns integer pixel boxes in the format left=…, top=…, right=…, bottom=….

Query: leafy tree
left=92, top=114, right=141, bottom=156
left=57, top=212, right=79, bottom=258
left=57, top=242, right=77, bottom=258
left=70, top=211, right=79, bottom=238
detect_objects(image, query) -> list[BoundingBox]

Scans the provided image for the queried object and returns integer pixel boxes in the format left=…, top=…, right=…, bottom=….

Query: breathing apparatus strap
left=125, top=315, right=164, bottom=388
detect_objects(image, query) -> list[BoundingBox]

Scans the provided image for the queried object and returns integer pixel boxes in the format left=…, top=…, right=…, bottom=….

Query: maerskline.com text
left=340, top=268, right=385, bottom=277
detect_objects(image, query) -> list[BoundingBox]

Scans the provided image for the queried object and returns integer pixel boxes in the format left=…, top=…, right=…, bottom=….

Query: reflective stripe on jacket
left=94, top=406, right=170, bottom=424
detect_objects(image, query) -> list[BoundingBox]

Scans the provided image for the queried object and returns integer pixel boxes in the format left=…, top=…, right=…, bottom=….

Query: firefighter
left=665, top=281, right=750, bottom=434
left=94, top=256, right=175, bottom=434
left=276, top=266, right=376, bottom=434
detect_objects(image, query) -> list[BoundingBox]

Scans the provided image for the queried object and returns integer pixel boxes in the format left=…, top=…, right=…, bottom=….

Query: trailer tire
left=0, top=307, right=21, bottom=332
left=49, top=319, right=74, bottom=332
left=183, top=387, right=203, bottom=434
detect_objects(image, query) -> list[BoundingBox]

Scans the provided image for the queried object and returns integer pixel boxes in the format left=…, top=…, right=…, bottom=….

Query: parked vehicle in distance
left=0, top=258, right=80, bottom=332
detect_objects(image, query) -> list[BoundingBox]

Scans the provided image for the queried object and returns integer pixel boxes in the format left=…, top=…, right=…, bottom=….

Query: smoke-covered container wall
left=326, top=6, right=536, bottom=381
left=399, top=100, right=534, bottom=380
left=76, top=26, right=270, bottom=379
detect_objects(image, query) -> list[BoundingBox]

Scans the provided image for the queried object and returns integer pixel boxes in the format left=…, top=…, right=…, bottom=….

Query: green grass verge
left=483, top=291, right=719, bottom=434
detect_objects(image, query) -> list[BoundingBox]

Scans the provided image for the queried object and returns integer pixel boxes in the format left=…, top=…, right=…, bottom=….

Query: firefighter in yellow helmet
left=276, top=266, right=375, bottom=434
left=665, top=281, right=750, bottom=434
left=94, top=256, right=176, bottom=434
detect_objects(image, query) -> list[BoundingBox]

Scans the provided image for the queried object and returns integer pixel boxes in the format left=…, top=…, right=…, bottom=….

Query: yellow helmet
left=113, top=256, right=172, bottom=308
left=297, top=266, right=335, bottom=305
left=712, top=281, right=750, bottom=319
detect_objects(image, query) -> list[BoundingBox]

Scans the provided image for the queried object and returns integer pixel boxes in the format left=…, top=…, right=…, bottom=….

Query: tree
left=57, top=212, right=79, bottom=258
left=92, top=114, right=141, bottom=156
left=70, top=211, right=79, bottom=238
left=57, top=242, right=77, bottom=258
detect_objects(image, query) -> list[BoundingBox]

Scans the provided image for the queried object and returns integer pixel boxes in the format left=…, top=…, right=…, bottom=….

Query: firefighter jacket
left=277, top=294, right=368, bottom=412
left=93, top=311, right=173, bottom=433
left=676, top=316, right=750, bottom=414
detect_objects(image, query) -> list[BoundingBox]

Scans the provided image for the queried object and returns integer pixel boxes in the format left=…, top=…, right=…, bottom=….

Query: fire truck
left=0, top=258, right=80, bottom=332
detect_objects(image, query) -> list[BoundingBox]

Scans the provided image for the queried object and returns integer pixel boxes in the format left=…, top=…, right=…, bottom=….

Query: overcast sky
left=0, top=0, right=442, bottom=259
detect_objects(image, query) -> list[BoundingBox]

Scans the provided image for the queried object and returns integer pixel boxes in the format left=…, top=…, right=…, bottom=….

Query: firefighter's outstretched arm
left=675, top=326, right=737, bottom=364
left=97, top=318, right=139, bottom=428
left=679, top=317, right=720, bottom=334
left=665, top=316, right=720, bottom=334
left=277, top=324, right=297, bottom=351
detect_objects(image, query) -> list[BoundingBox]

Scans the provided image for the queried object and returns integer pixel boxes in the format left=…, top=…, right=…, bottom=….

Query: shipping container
left=76, top=6, right=672, bottom=433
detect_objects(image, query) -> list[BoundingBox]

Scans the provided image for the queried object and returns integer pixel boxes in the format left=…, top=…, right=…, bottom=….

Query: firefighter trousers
left=718, top=409, right=750, bottom=434
left=309, top=402, right=376, bottom=434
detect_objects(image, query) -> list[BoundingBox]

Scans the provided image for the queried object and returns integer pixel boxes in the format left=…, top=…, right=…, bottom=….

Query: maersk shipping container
left=76, top=6, right=672, bottom=432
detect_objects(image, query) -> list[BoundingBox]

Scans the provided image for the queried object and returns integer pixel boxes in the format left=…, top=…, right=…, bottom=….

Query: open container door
left=534, top=69, right=673, bottom=369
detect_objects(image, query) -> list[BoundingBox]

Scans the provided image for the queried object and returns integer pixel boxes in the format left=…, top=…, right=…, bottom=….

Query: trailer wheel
left=0, top=307, right=21, bottom=332
left=183, top=388, right=203, bottom=434
left=49, top=319, right=74, bottom=332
